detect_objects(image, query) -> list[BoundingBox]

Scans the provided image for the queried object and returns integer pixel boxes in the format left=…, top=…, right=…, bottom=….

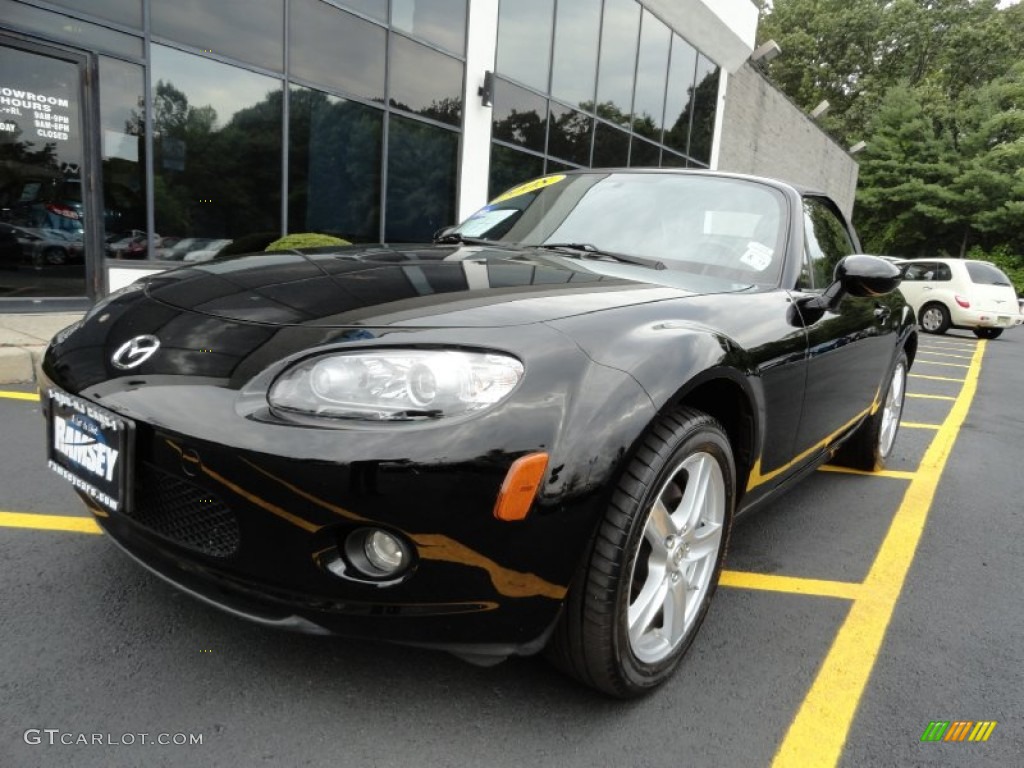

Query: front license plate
left=46, top=388, right=133, bottom=513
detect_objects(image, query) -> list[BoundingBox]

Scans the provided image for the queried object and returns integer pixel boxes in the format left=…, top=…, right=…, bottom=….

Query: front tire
left=832, top=351, right=908, bottom=471
left=548, top=408, right=735, bottom=697
left=973, top=328, right=1002, bottom=340
left=919, top=303, right=950, bottom=334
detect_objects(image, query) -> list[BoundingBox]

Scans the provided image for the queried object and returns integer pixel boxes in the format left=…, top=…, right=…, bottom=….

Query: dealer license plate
left=46, top=388, right=133, bottom=513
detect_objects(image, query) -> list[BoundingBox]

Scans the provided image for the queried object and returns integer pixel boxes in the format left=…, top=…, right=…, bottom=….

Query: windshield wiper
left=536, top=243, right=666, bottom=270
left=433, top=232, right=496, bottom=245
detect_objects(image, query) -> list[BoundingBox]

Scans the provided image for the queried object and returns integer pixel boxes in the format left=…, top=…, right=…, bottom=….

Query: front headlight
left=268, top=349, right=524, bottom=422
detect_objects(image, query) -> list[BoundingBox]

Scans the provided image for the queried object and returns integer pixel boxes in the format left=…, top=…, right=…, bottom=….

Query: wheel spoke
left=644, top=499, right=675, bottom=555
left=686, top=521, right=723, bottom=562
left=673, top=454, right=713, bottom=534
left=629, top=570, right=668, bottom=643
left=664, top=575, right=689, bottom=643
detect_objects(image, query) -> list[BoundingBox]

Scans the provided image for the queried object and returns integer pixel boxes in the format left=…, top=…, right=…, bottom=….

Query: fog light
left=344, top=527, right=412, bottom=579
left=364, top=530, right=406, bottom=573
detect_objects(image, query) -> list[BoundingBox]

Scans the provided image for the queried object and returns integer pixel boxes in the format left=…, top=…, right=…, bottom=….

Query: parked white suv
left=896, top=258, right=1023, bottom=339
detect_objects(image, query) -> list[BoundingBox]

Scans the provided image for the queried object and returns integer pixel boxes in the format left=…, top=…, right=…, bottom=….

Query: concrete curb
left=0, top=346, right=44, bottom=385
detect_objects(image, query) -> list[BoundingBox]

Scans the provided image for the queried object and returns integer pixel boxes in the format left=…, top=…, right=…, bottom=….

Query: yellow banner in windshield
left=490, top=174, right=566, bottom=204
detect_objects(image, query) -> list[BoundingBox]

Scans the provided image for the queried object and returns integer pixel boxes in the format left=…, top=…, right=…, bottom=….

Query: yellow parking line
left=0, top=390, right=39, bottom=401
left=0, top=511, right=101, bottom=534
left=909, top=373, right=965, bottom=383
left=902, top=422, right=941, bottom=430
left=907, top=393, right=955, bottom=401
left=915, top=359, right=970, bottom=368
left=818, top=465, right=916, bottom=480
left=720, top=571, right=862, bottom=601
left=772, top=340, right=986, bottom=768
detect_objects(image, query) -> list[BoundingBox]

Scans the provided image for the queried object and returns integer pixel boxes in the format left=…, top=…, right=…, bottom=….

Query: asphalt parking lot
left=1, top=330, right=1021, bottom=768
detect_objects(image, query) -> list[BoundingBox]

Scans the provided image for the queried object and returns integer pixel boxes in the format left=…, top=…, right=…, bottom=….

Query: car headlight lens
left=269, top=349, right=524, bottom=422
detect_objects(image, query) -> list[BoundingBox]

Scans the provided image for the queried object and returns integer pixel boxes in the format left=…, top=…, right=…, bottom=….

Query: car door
left=898, top=260, right=949, bottom=316
left=790, top=197, right=898, bottom=461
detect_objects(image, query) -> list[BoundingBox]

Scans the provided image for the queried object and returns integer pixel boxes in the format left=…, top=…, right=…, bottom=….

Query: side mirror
left=836, top=254, right=902, bottom=297
left=798, top=255, right=902, bottom=316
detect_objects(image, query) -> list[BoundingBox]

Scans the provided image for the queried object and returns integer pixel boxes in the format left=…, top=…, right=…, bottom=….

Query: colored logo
left=920, top=721, right=997, bottom=742
left=111, top=334, right=161, bottom=369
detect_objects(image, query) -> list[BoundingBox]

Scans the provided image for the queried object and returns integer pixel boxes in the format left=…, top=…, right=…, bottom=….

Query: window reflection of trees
left=145, top=80, right=282, bottom=242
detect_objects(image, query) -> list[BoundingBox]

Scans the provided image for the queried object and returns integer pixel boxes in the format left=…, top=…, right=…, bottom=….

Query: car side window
left=802, top=197, right=855, bottom=290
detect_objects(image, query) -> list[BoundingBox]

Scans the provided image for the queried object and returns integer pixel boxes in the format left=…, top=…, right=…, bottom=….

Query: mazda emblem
left=111, top=335, right=161, bottom=370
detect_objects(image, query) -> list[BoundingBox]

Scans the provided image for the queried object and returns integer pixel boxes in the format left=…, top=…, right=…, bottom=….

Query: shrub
left=265, top=233, right=351, bottom=252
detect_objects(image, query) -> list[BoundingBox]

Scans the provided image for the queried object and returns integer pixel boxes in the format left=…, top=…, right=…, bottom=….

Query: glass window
left=152, top=0, right=284, bottom=72
left=98, top=57, right=146, bottom=250
left=496, top=0, right=553, bottom=92
left=592, top=122, right=629, bottom=167
left=391, top=0, right=467, bottom=56
left=49, top=0, right=142, bottom=28
left=663, top=34, right=697, bottom=155
left=386, top=116, right=458, bottom=241
left=550, top=0, right=602, bottom=109
left=902, top=262, right=950, bottom=282
left=804, top=197, right=855, bottom=289
left=688, top=54, right=720, bottom=165
left=632, top=10, right=670, bottom=141
left=289, top=86, right=382, bottom=243
left=0, top=42, right=87, bottom=297
left=629, top=138, right=660, bottom=167
left=290, top=0, right=386, bottom=102
left=596, top=0, right=640, bottom=127
left=388, top=36, right=463, bottom=126
left=489, top=144, right=544, bottom=201
left=492, top=79, right=547, bottom=153
left=545, top=159, right=578, bottom=173
left=661, top=150, right=688, bottom=168
left=966, top=261, right=1011, bottom=285
left=0, top=0, right=142, bottom=58
left=333, top=0, right=387, bottom=22
left=151, top=46, right=282, bottom=251
left=548, top=104, right=593, bottom=166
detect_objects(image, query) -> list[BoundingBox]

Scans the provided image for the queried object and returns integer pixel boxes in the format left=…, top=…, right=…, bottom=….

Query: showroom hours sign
left=0, top=85, right=73, bottom=141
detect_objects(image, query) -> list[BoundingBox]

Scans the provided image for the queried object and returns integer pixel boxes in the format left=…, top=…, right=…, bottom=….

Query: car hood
left=140, top=244, right=695, bottom=328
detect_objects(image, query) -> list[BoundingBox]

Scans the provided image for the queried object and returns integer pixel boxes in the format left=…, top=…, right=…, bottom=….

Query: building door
left=0, top=34, right=99, bottom=305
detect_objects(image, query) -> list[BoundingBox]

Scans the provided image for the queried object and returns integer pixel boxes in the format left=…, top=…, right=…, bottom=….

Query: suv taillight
left=955, top=295, right=970, bottom=308
left=45, top=202, right=80, bottom=220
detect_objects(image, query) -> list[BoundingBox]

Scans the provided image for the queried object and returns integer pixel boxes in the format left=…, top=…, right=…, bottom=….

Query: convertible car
left=42, top=170, right=916, bottom=697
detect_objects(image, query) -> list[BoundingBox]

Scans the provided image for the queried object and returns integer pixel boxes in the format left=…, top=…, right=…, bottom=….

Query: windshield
left=455, top=172, right=788, bottom=287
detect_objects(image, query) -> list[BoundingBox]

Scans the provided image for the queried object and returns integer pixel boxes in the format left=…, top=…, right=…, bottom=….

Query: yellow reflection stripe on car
left=240, top=458, right=567, bottom=601
left=772, top=340, right=987, bottom=768
left=901, top=422, right=941, bottom=430
left=0, top=390, right=39, bottom=401
left=719, top=571, right=863, bottom=601
left=746, top=406, right=872, bottom=491
left=909, top=373, right=965, bottom=383
left=906, top=393, right=956, bottom=401
left=412, top=533, right=568, bottom=601
left=817, top=465, right=916, bottom=481
left=240, top=458, right=369, bottom=524
left=0, top=511, right=102, bottom=534
left=914, top=358, right=970, bottom=368
left=164, top=440, right=322, bottom=534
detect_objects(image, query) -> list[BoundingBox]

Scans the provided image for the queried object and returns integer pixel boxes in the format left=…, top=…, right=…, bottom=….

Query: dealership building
left=0, top=0, right=856, bottom=309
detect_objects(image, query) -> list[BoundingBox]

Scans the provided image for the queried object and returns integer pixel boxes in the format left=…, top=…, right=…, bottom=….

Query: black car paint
left=42, top=176, right=915, bottom=658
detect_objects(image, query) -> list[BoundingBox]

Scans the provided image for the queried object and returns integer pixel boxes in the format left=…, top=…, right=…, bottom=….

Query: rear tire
left=919, top=303, right=950, bottom=334
left=832, top=351, right=908, bottom=471
left=973, top=328, right=1002, bottom=340
left=547, top=407, right=735, bottom=698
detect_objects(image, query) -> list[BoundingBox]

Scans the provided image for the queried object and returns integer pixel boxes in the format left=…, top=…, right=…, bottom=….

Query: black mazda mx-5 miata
left=42, top=170, right=916, bottom=697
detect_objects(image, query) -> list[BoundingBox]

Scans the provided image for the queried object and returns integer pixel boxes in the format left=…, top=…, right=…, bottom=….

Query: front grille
left=131, top=463, right=240, bottom=558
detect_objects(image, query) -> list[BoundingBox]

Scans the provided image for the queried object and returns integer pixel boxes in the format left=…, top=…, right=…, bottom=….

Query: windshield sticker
left=458, top=208, right=517, bottom=237
left=491, top=174, right=566, bottom=204
left=740, top=242, right=774, bottom=271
